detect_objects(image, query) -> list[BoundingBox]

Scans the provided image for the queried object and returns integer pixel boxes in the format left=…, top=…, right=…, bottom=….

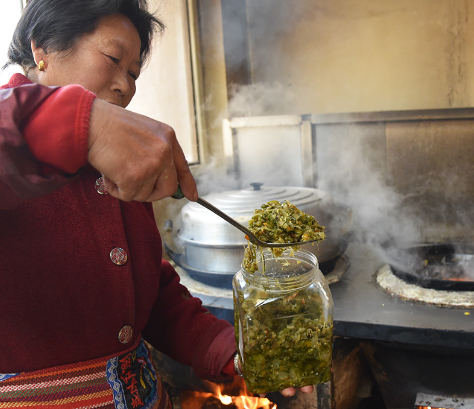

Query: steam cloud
left=193, top=0, right=474, bottom=278
left=315, top=126, right=424, bottom=271
left=199, top=81, right=425, bottom=271
left=228, top=82, right=296, bottom=118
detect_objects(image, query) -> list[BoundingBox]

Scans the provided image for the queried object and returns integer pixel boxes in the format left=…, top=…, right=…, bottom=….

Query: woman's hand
left=87, top=98, right=197, bottom=202
left=279, top=385, right=314, bottom=397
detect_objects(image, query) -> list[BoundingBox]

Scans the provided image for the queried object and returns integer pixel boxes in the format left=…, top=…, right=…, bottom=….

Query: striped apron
left=0, top=340, right=171, bottom=409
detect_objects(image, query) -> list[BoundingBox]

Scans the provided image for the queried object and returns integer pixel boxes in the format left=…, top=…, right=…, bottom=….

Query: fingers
left=280, top=385, right=314, bottom=398
left=104, top=169, right=179, bottom=203
left=102, top=174, right=159, bottom=203
left=280, top=387, right=296, bottom=397
left=144, top=138, right=197, bottom=203
left=87, top=99, right=197, bottom=203
left=172, top=139, right=198, bottom=202
left=259, top=385, right=315, bottom=400
left=298, top=385, right=315, bottom=394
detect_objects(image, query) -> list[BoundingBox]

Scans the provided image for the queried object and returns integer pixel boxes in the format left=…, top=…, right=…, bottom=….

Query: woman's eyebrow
left=104, top=37, right=142, bottom=68
left=109, top=39, right=141, bottom=67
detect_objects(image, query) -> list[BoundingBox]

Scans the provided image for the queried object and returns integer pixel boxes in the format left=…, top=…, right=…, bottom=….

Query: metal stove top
left=330, top=243, right=474, bottom=350
left=176, top=266, right=234, bottom=322
left=176, top=241, right=474, bottom=350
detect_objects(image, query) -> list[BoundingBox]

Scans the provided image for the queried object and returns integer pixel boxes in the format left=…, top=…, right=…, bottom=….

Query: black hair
left=4, top=0, right=165, bottom=73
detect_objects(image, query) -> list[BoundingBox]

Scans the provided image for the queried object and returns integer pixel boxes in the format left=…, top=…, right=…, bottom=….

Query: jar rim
left=240, top=248, right=319, bottom=287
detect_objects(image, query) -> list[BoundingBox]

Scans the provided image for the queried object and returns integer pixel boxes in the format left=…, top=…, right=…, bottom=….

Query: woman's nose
left=113, top=70, right=131, bottom=97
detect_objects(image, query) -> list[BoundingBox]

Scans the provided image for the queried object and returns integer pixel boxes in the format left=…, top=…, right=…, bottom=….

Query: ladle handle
left=171, top=186, right=318, bottom=248
left=171, top=186, right=260, bottom=244
left=194, top=197, right=255, bottom=239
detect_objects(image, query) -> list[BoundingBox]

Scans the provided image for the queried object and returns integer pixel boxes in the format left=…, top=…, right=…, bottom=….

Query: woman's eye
left=129, top=72, right=138, bottom=80
left=108, top=55, right=120, bottom=64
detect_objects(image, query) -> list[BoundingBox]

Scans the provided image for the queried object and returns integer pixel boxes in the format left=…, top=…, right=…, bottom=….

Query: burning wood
left=179, top=377, right=276, bottom=409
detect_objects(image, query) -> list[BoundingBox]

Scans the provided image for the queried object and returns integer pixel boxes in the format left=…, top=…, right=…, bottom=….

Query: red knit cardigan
left=0, top=74, right=236, bottom=381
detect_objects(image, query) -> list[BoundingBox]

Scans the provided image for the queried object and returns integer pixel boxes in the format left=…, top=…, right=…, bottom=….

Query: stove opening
left=390, top=243, right=474, bottom=291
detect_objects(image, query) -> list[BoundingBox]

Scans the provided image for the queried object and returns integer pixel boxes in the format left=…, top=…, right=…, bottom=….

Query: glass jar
left=233, top=249, right=333, bottom=394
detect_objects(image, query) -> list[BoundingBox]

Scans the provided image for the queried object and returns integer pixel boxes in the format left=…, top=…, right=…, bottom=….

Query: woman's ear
left=30, top=40, right=48, bottom=69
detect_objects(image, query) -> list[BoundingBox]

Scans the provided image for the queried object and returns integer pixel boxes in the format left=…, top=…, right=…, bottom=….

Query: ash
left=375, top=264, right=474, bottom=308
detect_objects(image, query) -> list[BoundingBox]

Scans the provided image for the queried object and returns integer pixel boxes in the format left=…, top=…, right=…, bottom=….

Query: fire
left=180, top=377, right=277, bottom=409
left=442, top=276, right=473, bottom=282
left=417, top=406, right=454, bottom=409
left=215, top=393, right=275, bottom=409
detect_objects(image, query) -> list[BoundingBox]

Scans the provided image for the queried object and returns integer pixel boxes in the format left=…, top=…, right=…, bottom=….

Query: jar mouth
left=241, top=249, right=319, bottom=284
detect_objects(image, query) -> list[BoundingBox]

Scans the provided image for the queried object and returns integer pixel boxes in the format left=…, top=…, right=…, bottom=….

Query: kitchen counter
left=178, top=242, right=474, bottom=350
left=330, top=243, right=474, bottom=350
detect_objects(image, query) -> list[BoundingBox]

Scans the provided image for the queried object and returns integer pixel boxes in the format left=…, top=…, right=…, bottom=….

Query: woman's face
left=32, top=14, right=142, bottom=108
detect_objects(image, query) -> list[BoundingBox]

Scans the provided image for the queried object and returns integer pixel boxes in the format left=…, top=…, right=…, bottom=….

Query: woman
left=0, top=1, right=313, bottom=408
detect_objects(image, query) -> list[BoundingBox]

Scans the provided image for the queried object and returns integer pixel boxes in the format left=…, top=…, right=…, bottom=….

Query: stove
left=174, top=240, right=474, bottom=364
left=161, top=241, right=474, bottom=409
left=329, top=242, right=474, bottom=408
left=376, top=264, right=474, bottom=308
left=330, top=242, right=474, bottom=350
left=160, top=107, right=474, bottom=408
left=174, top=240, right=474, bottom=408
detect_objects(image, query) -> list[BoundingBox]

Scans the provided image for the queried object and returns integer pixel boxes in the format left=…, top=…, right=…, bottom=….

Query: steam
left=199, top=80, right=423, bottom=253
left=193, top=77, right=474, bottom=282
left=191, top=0, right=474, bottom=278
left=228, top=82, right=296, bottom=117
left=195, top=158, right=240, bottom=197
left=315, top=126, right=423, bottom=269
left=202, top=81, right=427, bottom=272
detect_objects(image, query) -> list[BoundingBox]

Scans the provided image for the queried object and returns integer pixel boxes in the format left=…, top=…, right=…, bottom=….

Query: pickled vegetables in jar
left=233, top=249, right=333, bottom=394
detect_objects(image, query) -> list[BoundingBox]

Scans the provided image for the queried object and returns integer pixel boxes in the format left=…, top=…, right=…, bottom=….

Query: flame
left=417, top=406, right=454, bottom=409
left=233, top=394, right=276, bottom=409
left=220, top=394, right=233, bottom=405
left=213, top=378, right=276, bottom=409
left=180, top=377, right=277, bottom=409
left=441, top=276, right=473, bottom=282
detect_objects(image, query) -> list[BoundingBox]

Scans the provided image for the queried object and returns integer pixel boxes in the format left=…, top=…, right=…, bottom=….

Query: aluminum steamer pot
left=163, top=184, right=352, bottom=288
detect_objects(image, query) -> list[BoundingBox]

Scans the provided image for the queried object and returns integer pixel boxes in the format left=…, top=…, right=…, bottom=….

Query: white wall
left=243, top=0, right=474, bottom=114
left=127, top=0, right=199, bottom=164
left=0, top=0, right=23, bottom=84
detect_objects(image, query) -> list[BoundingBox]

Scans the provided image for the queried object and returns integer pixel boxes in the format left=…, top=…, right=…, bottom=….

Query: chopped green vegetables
left=234, top=280, right=333, bottom=394
left=248, top=200, right=325, bottom=244
left=243, top=200, right=326, bottom=274
left=234, top=200, right=332, bottom=394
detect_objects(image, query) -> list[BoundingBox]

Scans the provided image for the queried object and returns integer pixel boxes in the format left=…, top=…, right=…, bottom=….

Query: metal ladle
left=172, top=187, right=320, bottom=248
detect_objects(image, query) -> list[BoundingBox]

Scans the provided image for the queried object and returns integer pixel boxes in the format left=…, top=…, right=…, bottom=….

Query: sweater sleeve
left=0, top=82, right=96, bottom=209
left=142, top=259, right=237, bottom=383
left=22, top=84, right=95, bottom=174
